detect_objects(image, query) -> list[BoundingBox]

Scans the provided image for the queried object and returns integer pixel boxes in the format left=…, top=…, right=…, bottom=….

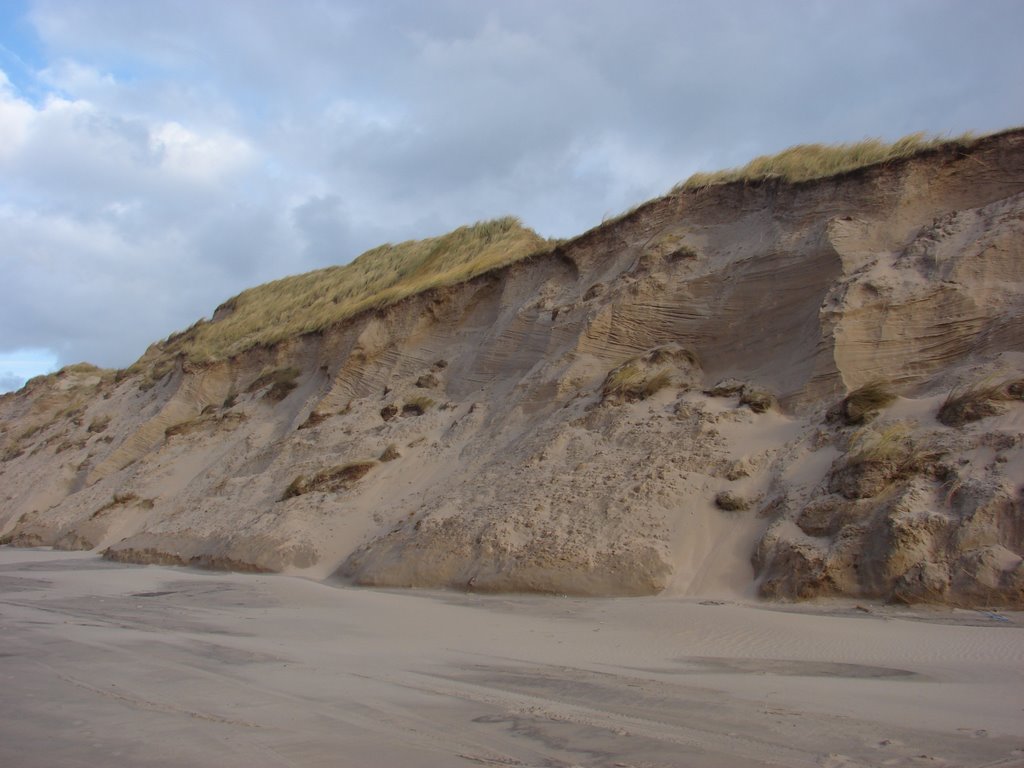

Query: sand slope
left=1, top=130, right=1023, bottom=604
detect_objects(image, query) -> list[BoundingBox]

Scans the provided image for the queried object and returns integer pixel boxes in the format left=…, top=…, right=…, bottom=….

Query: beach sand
left=1, top=548, right=1022, bottom=767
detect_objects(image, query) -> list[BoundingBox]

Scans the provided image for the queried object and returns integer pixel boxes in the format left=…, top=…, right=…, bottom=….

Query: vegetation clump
left=402, top=396, right=435, bottom=416
left=676, top=131, right=979, bottom=191
left=830, top=379, right=896, bottom=425
left=739, top=387, right=776, bottom=414
left=715, top=491, right=749, bottom=512
left=298, top=411, right=329, bottom=430
left=704, top=379, right=746, bottom=398
left=247, top=367, right=301, bottom=402
left=828, top=423, right=940, bottom=499
left=1, top=445, right=24, bottom=462
left=415, top=373, right=439, bottom=389
left=281, top=461, right=377, bottom=500
left=937, top=378, right=1017, bottom=427
left=90, top=492, right=147, bottom=519
left=602, top=363, right=672, bottom=403
left=164, top=420, right=196, bottom=438
left=641, top=232, right=699, bottom=264
left=82, top=415, right=107, bottom=434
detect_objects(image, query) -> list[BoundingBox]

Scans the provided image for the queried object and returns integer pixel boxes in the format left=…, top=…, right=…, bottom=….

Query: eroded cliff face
left=2, top=131, right=1023, bottom=603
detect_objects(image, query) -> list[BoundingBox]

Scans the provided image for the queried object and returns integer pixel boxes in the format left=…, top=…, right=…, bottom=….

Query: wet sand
left=1, top=548, right=1022, bottom=767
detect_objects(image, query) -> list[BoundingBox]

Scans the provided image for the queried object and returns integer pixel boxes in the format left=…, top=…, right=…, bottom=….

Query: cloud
left=150, top=121, right=255, bottom=182
left=0, top=0, right=1022, bottom=372
left=0, top=71, right=34, bottom=157
left=0, top=347, right=58, bottom=393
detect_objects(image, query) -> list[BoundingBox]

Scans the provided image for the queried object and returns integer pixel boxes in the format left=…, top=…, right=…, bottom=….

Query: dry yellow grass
left=601, top=362, right=672, bottom=403
left=676, top=131, right=979, bottom=191
left=158, top=217, right=550, bottom=363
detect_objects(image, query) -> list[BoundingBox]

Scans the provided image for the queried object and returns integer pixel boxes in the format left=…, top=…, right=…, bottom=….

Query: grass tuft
left=87, top=415, right=111, bottom=434
left=602, top=363, right=644, bottom=400
left=838, top=379, right=896, bottom=425
left=739, top=387, right=775, bottom=414
left=402, top=396, right=435, bottom=416
left=602, top=362, right=675, bottom=403
left=675, top=131, right=979, bottom=191
left=90, top=491, right=143, bottom=519
left=642, top=370, right=673, bottom=398
left=281, top=461, right=376, bottom=500
left=379, top=443, right=401, bottom=462
left=829, top=422, right=941, bottom=499
left=247, top=367, right=301, bottom=402
left=937, top=378, right=1013, bottom=427
left=715, top=491, right=749, bottom=512
left=847, top=423, right=916, bottom=467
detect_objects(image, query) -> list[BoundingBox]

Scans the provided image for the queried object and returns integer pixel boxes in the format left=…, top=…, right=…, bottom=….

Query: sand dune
left=1, top=130, right=1023, bottom=605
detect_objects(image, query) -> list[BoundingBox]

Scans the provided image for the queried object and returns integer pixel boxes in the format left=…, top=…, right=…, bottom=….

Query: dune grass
left=601, top=362, right=673, bottom=403
left=247, top=366, right=301, bottom=402
left=281, top=461, right=377, bottom=500
left=838, top=379, right=896, bottom=425
left=675, top=131, right=979, bottom=191
left=937, top=377, right=1013, bottom=427
left=844, top=422, right=941, bottom=479
left=847, top=423, right=916, bottom=468
left=161, top=217, right=549, bottom=363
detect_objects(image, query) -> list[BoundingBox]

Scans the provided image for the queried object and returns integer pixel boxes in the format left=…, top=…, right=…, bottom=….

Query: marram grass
left=162, top=217, right=550, bottom=363
left=675, top=131, right=979, bottom=191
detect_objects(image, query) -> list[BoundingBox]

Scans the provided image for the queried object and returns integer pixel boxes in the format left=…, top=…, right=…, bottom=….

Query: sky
left=1, top=0, right=1022, bottom=392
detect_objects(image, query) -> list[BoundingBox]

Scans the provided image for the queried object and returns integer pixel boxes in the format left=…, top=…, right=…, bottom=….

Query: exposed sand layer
left=1, top=130, right=1023, bottom=604
left=1, top=549, right=1023, bottom=767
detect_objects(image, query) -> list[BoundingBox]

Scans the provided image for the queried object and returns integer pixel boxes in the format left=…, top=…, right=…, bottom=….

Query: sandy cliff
left=2, top=130, right=1023, bottom=604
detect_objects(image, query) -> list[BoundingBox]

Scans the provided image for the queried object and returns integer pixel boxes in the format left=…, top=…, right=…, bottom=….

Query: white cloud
left=39, top=58, right=117, bottom=98
left=150, top=121, right=255, bottom=182
left=0, top=71, right=35, bottom=159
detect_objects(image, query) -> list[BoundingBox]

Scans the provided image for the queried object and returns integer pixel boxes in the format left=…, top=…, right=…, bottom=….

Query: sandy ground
left=1, top=549, right=1023, bottom=768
